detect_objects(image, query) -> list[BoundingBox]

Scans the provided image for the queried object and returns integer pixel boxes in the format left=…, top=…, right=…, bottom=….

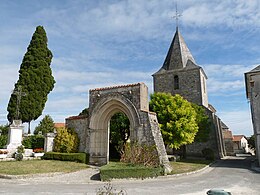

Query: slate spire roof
left=161, top=27, right=196, bottom=70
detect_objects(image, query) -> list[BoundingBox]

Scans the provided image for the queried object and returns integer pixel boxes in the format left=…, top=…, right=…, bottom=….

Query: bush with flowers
left=33, top=148, right=44, bottom=153
left=0, top=150, right=8, bottom=154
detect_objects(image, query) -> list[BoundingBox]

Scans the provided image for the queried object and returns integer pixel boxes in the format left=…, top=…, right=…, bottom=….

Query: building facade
left=245, top=65, right=260, bottom=166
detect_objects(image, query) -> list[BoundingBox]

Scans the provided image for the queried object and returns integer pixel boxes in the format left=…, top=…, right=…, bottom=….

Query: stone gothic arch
left=86, top=83, right=172, bottom=173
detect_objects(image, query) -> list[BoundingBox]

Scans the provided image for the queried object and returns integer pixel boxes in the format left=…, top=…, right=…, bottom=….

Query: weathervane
left=12, top=85, right=26, bottom=120
left=173, top=2, right=182, bottom=29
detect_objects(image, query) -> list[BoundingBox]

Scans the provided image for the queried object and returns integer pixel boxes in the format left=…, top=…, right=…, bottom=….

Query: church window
left=174, top=75, right=179, bottom=90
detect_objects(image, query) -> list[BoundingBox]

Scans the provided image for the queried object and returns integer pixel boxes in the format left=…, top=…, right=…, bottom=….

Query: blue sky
left=0, top=0, right=259, bottom=136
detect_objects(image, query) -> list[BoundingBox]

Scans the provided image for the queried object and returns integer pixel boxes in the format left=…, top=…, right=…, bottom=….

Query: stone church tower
left=153, top=28, right=208, bottom=107
left=153, top=28, right=227, bottom=159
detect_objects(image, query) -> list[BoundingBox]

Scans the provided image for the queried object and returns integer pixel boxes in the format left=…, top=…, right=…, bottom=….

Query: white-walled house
left=233, top=135, right=249, bottom=154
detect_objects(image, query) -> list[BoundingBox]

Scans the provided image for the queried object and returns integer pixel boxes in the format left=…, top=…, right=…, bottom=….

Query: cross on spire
left=12, top=85, right=26, bottom=120
left=173, top=2, right=182, bottom=29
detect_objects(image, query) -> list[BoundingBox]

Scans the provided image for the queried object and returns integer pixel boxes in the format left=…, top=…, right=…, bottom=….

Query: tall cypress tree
left=7, top=26, right=55, bottom=133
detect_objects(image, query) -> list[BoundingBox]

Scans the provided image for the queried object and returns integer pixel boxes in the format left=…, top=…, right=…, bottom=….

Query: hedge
left=42, top=152, right=89, bottom=164
left=22, top=135, right=44, bottom=149
left=100, top=162, right=164, bottom=181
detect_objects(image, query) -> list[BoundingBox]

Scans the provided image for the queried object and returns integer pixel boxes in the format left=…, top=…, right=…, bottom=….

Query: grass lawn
left=100, top=159, right=212, bottom=181
left=0, top=159, right=89, bottom=175
left=170, top=159, right=212, bottom=175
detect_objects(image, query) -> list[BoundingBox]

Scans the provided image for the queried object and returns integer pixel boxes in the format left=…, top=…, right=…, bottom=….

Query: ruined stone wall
left=153, top=67, right=207, bottom=107
left=89, top=83, right=149, bottom=114
left=65, top=116, right=88, bottom=152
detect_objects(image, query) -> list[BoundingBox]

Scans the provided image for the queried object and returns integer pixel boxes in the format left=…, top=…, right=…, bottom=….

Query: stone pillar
left=6, top=120, right=24, bottom=156
left=44, top=133, right=55, bottom=152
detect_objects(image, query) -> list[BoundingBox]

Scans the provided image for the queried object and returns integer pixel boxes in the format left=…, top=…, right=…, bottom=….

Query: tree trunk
left=28, top=121, right=31, bottom=134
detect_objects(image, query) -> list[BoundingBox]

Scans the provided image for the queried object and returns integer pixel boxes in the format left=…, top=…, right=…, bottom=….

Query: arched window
left=174, top=75, right=179, bottom=90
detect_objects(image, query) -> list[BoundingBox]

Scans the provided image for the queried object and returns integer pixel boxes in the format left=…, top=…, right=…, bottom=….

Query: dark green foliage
left=34, top=115, right=55, bottom=135
left=150, top=93, right=198, bottom=149
left=0, top=135, right=8, bottom=148
left=22, top=135, right=44, bottom=149
left=248, top=135, right=255, bottom=148
left=7, top=26, right=55, bottom=133
left=78, top=108, right=89, bottom=117
left=100, top=162, right=164, bottom=181
left=192, top=104, right=211, bottom=142
left=0, top=124, right=9, bottom=135
left=202, top=148, right=215, bottom=160
left=0, top=124, right=9, bottom=148
left=109, top=112, right=130, bottom=160
left=15, top=153, right=24, bottom=161
left=42, top=152, right=89, bottom=164
left=110, top=113, right=130, bottom=145
left=53, top=127, right=79, bottom=153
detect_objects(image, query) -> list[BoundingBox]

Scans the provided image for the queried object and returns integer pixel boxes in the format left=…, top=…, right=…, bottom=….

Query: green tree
left=110, top=112, right=130, bottom=145
left=78, top=108, right=89, bottom=117
left=0, top=124, right=9, bottom=135
left=248, top=135, right=255, bottom=149
left=34, top=115, right=55, bottom=135
left=53, top=127, right=79, bottom=153
left=109, top=112, right=130, bottom=159
left=7, top=26, right=55, bottom=133
left=192, top=103, right=211, bottom=142
left=0, top=124, right=9, bottom=148
left=149, top=93, right=198, bottom=149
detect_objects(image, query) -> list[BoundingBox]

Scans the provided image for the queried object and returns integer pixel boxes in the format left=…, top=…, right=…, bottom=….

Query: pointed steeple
left=161, top=28, right=196, bottom=70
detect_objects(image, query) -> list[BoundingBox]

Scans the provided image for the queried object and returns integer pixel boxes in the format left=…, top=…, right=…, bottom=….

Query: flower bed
left=33, top=148, right=44, bottom=157
left=33, top=148, right=44, bottom=153
left=0, top=150, right=8, bottom=159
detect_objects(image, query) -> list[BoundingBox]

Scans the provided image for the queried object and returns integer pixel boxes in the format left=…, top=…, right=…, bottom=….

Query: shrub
left=42, top=152, right=89, bottom=164
left=22, top=135, right=44, bottom=149
left=15, top=153, right=23, bottom=161
left=0, top=135, right=8, bottom=148
left=202, top=148, right=215, bottom=161
left=120, top=142, right=160, bottom=167
left=53, top=127, right=79, bottom=153
left=17, top=145, right=25, bottom=153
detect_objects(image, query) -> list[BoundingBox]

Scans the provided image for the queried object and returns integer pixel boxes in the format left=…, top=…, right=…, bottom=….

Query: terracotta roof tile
left=54, top=123, right=65, bottom=128
left=233, top=135, right=246, bottom=142
left=66, top=115, right=88, bottom=120
left=90, top=83, right=143, bottom=92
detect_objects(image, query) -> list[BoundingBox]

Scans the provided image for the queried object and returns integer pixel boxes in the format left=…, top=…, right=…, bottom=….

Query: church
left=153, top=26, right=228, bottom=159
left=64, top=27, right=232, bottom=162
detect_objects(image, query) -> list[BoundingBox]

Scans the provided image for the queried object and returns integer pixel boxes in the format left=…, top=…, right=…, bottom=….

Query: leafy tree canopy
left=7, top=26, right=55, bottom=133
left=34, top=115, right=55, bottom=135
left=78, top=108, right=89, bottom=117
left=0, top=124, right=9, bottom=135
left=191, top=103, right=211, bottom=142
left=149, top=93, right=198, bottom=149
left=110, top=112, right=130, bottom=146
left=248, top=135, right=255, bottom=148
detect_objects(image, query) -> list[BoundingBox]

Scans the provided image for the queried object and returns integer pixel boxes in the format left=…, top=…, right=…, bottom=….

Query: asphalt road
left=0, top=156, right=259, bottom=195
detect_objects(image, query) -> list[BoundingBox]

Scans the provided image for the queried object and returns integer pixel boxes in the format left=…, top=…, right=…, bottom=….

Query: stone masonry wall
left=153, top=67, right=207, bottom=107
left=186, top=109, right=225, bottom=159
left=66, top=116, right=88, bottom=152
